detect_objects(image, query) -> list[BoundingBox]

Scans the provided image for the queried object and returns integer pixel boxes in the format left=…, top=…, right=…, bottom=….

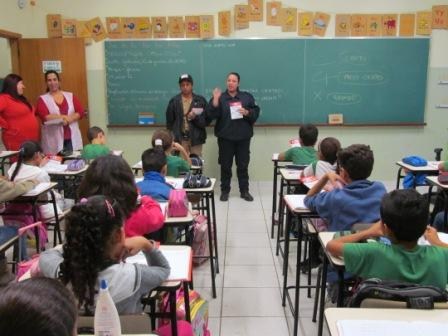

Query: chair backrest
left=77, top=314, right=152, bottom=334
left=348, top=278, right=448, bottom=309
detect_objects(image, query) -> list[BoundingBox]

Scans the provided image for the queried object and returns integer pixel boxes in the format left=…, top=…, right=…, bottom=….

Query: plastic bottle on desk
left=94, top=279, right=122, bottom=336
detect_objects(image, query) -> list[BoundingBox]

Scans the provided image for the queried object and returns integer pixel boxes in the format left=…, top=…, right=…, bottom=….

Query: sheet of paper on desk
left=42, top=161, right=68, bottom=173
left=288, top=194, right=308, bottom=210
left=166, top=178, right=184, bottom=190
left=427, top=161, right=441, bottom=168
left=24, top=182, right=53, bottom=196
left=418, top=232, right=448, bottom=246
left=337, top=320, right=448, bottom=336
left=126, top=248, right=191, bottom=281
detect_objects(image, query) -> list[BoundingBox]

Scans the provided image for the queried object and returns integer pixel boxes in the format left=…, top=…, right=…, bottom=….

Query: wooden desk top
left=22, top=182, right=58, bottom=197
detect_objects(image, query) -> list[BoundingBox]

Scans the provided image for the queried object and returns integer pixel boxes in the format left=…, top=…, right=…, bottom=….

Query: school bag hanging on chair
left=191, top=212, right=210, bottom=266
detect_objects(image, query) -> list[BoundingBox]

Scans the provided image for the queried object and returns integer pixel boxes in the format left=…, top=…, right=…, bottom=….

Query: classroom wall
left=1, top=0, right=448, bottom=181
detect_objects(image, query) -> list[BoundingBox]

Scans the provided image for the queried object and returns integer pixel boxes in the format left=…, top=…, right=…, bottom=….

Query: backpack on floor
left=159, top=288, right=210, bottom=336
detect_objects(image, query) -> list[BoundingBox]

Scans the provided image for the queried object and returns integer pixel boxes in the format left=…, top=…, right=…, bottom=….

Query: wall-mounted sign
left=42, top=60, right=62, bottom=73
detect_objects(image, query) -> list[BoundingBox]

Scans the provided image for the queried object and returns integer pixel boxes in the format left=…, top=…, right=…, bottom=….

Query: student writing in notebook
left=278, top=124, right=318, bottom=165
left=39, top=195, right=170, bottom=314
left=326, top=189, right=448, bottom=290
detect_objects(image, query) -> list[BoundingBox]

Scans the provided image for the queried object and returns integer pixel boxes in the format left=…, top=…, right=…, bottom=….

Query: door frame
left=0, top=28, right=22, bottom=74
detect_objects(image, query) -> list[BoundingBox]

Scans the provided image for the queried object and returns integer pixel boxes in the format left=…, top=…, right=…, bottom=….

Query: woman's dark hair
left=77, top=155, right=138, bottom=218
left=59, top=195, right=124, bottom=313
left=1, top=73, right=32, bottom=110
left=227, top=72, right=240, bottom=82
left=0, top=277, right=77, bottom=336
left=10, top=141, right=43, bottom=181
left=151, top=129, right=174, bottom=152
left=44, top=70, right=60, bottom=92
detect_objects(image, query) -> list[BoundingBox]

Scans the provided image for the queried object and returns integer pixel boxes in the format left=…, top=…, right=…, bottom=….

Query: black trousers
left=218, top=137, right=251, bottom=193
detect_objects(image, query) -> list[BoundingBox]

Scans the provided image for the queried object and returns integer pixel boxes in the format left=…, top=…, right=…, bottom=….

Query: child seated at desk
left=81, top=126, right=111, bottom=160
left=326, top=189, right=448, bottom=291
left=304, top=144, right=387, bottom=231
left=302, top=137, right=341, bottom=180
left=39, top=195, right=170, bottom=314
left=137, top=148, right=174, bottom=202
left=78, top=155, right=164, bottom=237
left=152, top=129, right=191, bottom=177
left=278, top=124, right=318, bottom=165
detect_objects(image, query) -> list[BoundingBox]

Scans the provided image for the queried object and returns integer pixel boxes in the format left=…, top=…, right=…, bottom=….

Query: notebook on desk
left=284, top=194, right=308, bottom=210
left=126, top=246, right=192, bottom=281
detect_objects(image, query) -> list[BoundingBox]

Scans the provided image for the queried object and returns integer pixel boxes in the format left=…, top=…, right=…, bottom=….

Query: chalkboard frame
left=105, top=38, right=430, bottom=127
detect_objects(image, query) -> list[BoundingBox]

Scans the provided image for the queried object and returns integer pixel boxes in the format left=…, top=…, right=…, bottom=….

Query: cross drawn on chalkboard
left=313, top=91, right=323, bottom=101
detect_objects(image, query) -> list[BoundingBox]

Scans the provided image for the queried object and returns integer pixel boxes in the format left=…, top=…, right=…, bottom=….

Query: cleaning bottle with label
left=94, top=279, right=122, bottom=336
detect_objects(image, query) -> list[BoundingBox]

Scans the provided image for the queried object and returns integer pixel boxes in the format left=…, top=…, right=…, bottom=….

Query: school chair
left=348, top=278, right=448, bottom=309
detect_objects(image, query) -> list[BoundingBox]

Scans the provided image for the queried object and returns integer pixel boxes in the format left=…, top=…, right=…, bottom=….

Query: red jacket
left=124, top=196, right=165, bottom=237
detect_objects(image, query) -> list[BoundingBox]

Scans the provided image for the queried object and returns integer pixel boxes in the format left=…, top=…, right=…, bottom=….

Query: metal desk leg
left=282, top=209, right=292, bottom=306
left=210, top=191, right=219, bottom=274
left=183, top=281, right=191, bottom=322
left=395, top=167, right=403, bottom=189
left=318, top=257, right=328, bottom=336
left=293, top=216, right=303, bottom=336
left=271, top=161, right=279, bottom=238
left=49, top=190, right=62, bottom=245
left=337, top=269, right=345, bottom=307
left=205, top=194, right=217, bottom=298
left=169, top=290, right=178, bottom=336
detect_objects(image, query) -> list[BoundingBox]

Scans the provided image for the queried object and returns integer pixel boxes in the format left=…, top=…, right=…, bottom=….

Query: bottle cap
left=100, top=279, right=107, bottom=290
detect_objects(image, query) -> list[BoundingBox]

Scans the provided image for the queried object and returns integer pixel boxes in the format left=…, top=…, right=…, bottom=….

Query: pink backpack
left=167, top=189, right=189, bottom=217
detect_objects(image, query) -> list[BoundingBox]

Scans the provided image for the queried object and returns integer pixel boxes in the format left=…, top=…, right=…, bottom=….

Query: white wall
left=1, top=0, right=448, bottom=181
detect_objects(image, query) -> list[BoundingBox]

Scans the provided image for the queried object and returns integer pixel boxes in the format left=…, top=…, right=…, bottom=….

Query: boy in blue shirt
left=304, top=144, right=387, bottom=231
left=137, top=148, right=173, bottom=202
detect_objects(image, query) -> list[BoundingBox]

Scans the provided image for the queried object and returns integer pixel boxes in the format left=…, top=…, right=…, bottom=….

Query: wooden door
left=15, top=38, right=89, bottom=144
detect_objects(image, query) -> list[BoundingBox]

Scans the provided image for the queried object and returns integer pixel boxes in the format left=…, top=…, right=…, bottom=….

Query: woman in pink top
left=36, top=70, right=85, bottom=155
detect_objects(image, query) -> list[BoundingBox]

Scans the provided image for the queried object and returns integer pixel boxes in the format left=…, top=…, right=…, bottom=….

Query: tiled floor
left=193, top=181, right=330, bottom=336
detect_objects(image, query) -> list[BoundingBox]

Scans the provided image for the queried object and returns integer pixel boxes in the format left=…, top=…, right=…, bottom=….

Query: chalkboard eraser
left=328, top=114, right=343, bottom=125
left=138, top=112, right=155, bottom=125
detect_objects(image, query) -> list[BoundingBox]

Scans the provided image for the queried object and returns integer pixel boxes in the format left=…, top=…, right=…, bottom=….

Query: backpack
left=189, top=154, right=203, bottom=168
left=67, top=159, right=86, bottom=171
left=402, top=155, right=428, bottom=167
left=191, top=213, right=210, bottom=266
left=167, top=189, right=189, bottom=217
left=348, top=278, right=448, bottom=308
left=158, top=288, right=210, bottom=336
left=183, top=173, right=211, bottom=189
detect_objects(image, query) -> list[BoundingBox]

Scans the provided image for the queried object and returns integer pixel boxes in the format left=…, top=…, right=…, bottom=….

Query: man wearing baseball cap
left=165, top=74, right=208, bottom=156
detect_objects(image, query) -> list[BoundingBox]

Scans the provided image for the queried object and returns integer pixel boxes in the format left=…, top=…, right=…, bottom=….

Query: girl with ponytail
left=39, top=195, right=170, bottom=314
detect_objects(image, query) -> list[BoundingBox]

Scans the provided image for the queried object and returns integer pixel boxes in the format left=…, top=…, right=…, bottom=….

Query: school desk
left=4, top=182, right=60, bottom=253
left=317, top=232, right=346, bottom=336
left=324, top=308, right=448, bottom=336
left=395, top=160, right=440, bottom=189
left=0, top=150, right=18, bottom=175
left=276, top=168, right=304, bottom=257
left=128, top=245, right=193, bottom=336
left=46, top=164, right=88, bottom=200
left=270, top=153, right=292, bottom=238
left=282, top=194, right=319, bottom=336
left=425, top=175, right=448, bottom=229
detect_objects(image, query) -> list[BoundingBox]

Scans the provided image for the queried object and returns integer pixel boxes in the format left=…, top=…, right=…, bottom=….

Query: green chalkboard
left=105, top=38, right=429, bottom=126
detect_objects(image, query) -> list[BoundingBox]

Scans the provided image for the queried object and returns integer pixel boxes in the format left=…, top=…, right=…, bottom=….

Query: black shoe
left=240, top=191, right=254, bottom=202
left=299, top=258, right=322, bottom=273
left=220, top=192, right=229, bottom=202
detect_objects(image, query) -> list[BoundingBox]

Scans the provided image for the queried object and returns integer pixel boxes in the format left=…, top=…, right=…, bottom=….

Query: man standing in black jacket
left=166, top=74, right=208, bottom=156
left=207, top=72, right=260, bottom=202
